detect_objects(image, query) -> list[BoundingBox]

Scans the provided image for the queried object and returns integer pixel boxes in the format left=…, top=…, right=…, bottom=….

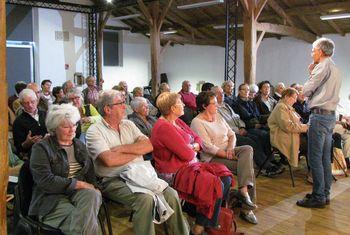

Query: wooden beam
left=97, top=10, right=111, bottom=83
left=256, top=30, right=265, bottom=48
left=256, top=22, right=316, bottom=43
left=157, top=0, right=173, bottom=27
left=240, top=0, right=250, bottom=14
left=0, top=0, right=9, bottom=233
left=160, top=34, right=224, bottom=47
left=298, top=15, right=322, bottom=37
left=267, top=0, right=295, bottom=27
left=137, top=0, right=153, bottom=26
left=255, top=0, right=268, bottom=20
left=286, top=1, right=350, bottom=16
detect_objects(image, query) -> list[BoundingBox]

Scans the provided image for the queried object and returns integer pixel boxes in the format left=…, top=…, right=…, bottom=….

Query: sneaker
left=239, top=210, right=258, bottom=224
left=305, top=193, right=330, bottom=205
left=296, top=195, right=326, bottom=208
left=261, top=165, right=285, bottom=177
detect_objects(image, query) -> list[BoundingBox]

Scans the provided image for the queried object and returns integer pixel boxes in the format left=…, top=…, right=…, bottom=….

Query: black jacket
left=13, top=110, right=47, bottom=155
left=29, top=136, right=97, bottom=217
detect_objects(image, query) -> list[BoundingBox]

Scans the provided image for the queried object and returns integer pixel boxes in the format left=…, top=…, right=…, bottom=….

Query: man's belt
left=311, top=108, right=335, bottom=115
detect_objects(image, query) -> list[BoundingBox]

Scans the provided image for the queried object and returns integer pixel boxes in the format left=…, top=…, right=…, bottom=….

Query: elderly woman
left=29, top=104, right=101, bottom=235
left=66, top=88, right=101, bottom=143
left=132, top=87, right=158, bottom=116
left=268, top=88, right=308, bottom=167
left=82, top=76, right=99, bottom=107
left=191, top=91, right=258, bottom=225
left=151, top=92, right=232, bottom=235
left=128, top=97, right=157, bottom=137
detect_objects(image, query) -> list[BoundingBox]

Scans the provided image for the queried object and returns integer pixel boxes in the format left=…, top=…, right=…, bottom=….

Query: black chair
left=14, top=161, right=112, bottom=235
left=14, top=161, right=63, bottom=235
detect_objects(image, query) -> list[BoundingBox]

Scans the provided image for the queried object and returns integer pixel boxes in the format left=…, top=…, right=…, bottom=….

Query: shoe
left=236, top=192, right=258, bottom=210
left=240, top=210, right=258, bottom=224
left=305, top=193, right=330, bottom=205
left=261, top=165, right=285, bottom=178
left=296, top=195, right=326, bottom=208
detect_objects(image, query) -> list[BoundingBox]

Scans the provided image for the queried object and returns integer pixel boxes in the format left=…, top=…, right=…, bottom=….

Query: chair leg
left=98, top=213, right=107, bottom=235
left=129, top=211, right=134, bottom=222
left=256, top=156, right=271, bottom=178
left=287, top=163, right=295, bottom=187
left=102, top=201, right=113, bottom=235
left=163, top=222, right=169, bottom=235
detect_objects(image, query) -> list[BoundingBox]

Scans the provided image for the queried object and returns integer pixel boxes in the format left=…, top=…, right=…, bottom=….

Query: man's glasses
left=109, top=101, right=126, bottom=106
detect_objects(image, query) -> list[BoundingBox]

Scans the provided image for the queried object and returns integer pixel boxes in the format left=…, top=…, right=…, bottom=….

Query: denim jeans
left=308, top=113, right=336, bottom=201
left=196, top=176, right=232, bottom=228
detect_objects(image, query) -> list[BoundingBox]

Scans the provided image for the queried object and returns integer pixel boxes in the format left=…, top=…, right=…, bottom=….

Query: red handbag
left=207, top=207, right=242, bottom=235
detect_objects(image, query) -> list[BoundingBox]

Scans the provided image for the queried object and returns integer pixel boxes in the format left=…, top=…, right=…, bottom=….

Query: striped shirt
left=61, top=144, right=82, bottom=178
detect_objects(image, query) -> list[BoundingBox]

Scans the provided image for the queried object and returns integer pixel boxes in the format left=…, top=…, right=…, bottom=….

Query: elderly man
left=13, top=89, right=47, bottom=159
left=118, top=81, right=133, bottom=105
left=293, top=85, right=310, bottom=124
left=297, top=38, right=342, bottom=208
left=82, top=76, right=99, bottom=107
left=273, top=82, right=285, bottom=101
left=27, top=82, right=49, bottom=112
left=62, top=80, right=75, bottom=95
left=178, top=80, right=197, bottom=124
left=86, top=90, right=188, bottom=235
left=213, top=86, right=282, bottom=177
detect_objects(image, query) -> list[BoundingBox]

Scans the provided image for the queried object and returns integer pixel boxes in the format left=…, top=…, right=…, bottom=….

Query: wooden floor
left=107, top=165, right=350, bottom=235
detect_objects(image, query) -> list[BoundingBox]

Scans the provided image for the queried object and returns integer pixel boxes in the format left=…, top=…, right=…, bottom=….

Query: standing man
left=297, top=38, right=342, bottom=208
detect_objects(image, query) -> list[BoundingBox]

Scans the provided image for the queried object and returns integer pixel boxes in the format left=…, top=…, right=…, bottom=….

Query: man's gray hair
left=249, top=84, right=259, bottom=93
left=221, top=80, right=234, bottom=89
left=313, top=37, right=335, bottom=56
left=97, top=89, right=123, bottom=117
left=62, top=80, right=73, bottom=91
left=130, top=97, right=147, bottom=111
left=45, top=103, right=80, bottom=135
left=19, top=88, right=37, bottom=102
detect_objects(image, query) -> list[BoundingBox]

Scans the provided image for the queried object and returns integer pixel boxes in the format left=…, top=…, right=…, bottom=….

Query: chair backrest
left=17, top=160, right=34, bottom=216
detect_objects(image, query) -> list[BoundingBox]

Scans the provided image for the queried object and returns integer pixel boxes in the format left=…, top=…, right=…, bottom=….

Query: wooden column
left=97, top=11, right=111, bottom=82
left=138, top=0, right=173, bottom=97
left=0, top=0, right=9, bottom=233
left=243, top=0, right=257, bottom=85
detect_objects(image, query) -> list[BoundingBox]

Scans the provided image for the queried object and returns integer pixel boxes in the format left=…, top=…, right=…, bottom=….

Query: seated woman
left=52, top=86, right=64, bottom=104
left=191, top=91, right=258, bottom=225
left=29, top=103, right=101, bottom=235
left=268, top=88, right=308, bottom=167
left=66, top=88, right=101, bottom=143
left=128, top=97, right=157, bottom=137
left=151, top=92, right=232, bottom=235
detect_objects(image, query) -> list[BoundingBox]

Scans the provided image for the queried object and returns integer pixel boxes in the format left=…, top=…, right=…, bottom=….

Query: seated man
left=212, top=86, right=283, bottom=176
left=179, top=80, right=197, bottom=124
left=273, top=82, right=285, bottom=102
left=86, top=90, right=188, bottom=235
left=293, top=85, right=310, bottom=124
left=13, top=89, right=47, bottom=159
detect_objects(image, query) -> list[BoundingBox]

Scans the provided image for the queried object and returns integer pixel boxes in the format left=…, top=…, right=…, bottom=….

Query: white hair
left=130, top=97, right=147, bottom=111
left=45, top=104, right=81, bottom=135
left=249, top=84, right=259, bottom=93
left=276, top=82, right=285, bottom=89
left=313, top=37, right=335, bottom=56
left=19, top=88, right=37, bottom=102
left=211, top=86, right=222, bottom=94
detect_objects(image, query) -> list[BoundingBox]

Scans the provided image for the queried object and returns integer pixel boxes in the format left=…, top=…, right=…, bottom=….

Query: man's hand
left=22, top=130, right=42, bottom=149
left=308, top=63, right=317, bottom=75
left=81, top=117, right=91, bottom=124
left=226, top=148, right=237, bottom=160
left=239, top=128, right=248, bottom=136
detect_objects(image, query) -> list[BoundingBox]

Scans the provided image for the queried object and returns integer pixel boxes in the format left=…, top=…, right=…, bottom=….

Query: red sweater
left=179, top=90, right=197, bottom=111
left=150, top=118, right=202, bottom=173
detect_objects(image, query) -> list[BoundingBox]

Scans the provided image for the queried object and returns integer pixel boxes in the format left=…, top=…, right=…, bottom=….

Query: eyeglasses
left=109, top=101, right=126, bottom=106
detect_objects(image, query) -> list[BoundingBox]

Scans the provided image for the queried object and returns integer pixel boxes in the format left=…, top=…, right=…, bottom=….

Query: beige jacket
left=268, top=101, right=308, bottom=167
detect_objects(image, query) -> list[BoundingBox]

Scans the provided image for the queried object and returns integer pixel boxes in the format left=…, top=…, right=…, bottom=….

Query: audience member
left=128, top=97, right=157, bottom=137
left=179, top=80, right=197, bottom=124
left=334, top=114, right=350, bottom=164
left=151, top=92, right=232, bottom=234
left=118, top=81, right=133, bottom=105
left=52, top=86, right=65, bottom=104
left=254, top=81, right=277, bottom=117
left=249, top=84, right=259, bottom=100
left=9, top=81, right=27, bottom=113
left=273, top=82, right=285, bottom=102
left=132, top=87, right=158, bottom=116
left=201, top=82, right=214, bottom=92
left=268, top=88, right=308, bottom=167
left=41, top=79, right=54, bottom=106
left=222, top=80, right=241, bottom=114
left=82, top=76, right=99, bottom=107
left=13, top=89, right=47, bottom=159
left=86, top=90, right=188, bottom=235
left=213, top=86, right=282, bottom=176
left=67, top=88, right=101, bottom=143
left=191, top=91, right=258, bottom=225
left=62, top=80, right=75, bottom=95
left=29, top=103, right=101, bottom=234
left=293, top=85, right=310, bottom=124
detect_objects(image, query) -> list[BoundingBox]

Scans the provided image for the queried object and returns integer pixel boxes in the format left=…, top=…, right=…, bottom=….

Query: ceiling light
left=145, top=30, right=177, bottom=36
left=177, top=0, right=224, bottom=10
left=106, top=0, right=113, bottom=3
left=213, top=24, right=243, bottom=29
left=111, top=14, right=141, bottom=21
left=320, top=13, right=350, bottom=20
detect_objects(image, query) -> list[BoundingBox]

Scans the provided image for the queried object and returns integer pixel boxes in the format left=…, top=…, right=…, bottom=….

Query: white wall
left=35, top=8, right=89, bottom=87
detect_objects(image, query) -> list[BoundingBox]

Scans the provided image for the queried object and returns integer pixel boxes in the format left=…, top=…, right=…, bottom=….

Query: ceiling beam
left=285, top=1, right=350, bottom=16
left=254, top=0, right=268, bottom=20
left=267, top=0, right=295, bottom=26
left=256, top=22, right=316, bottom=43
left=160, top=34, right=224, bottom=47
